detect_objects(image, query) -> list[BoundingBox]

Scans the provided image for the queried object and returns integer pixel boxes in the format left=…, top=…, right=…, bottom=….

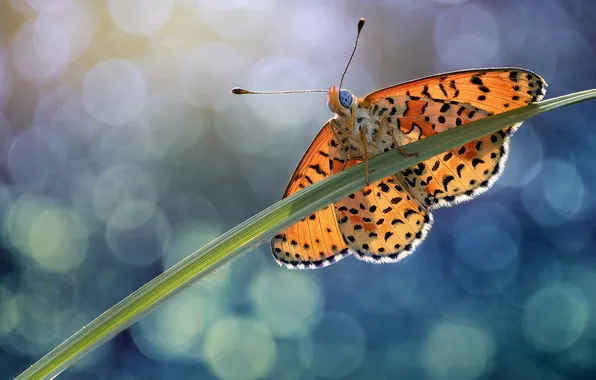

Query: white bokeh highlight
left=522, top=282, right=590, bottom=353
left=83, top=59, right=148, bottom=125
left=421, top=318, right=495, bottom=380
left=108, top=0, right=174, bottom=36
left=298, top=313, right=366, bottom=378
left=434, top=5, right=500, bottom=69
left=250, top=270, right=323, bottom=338
left=203, top=317, right=277, bottom=380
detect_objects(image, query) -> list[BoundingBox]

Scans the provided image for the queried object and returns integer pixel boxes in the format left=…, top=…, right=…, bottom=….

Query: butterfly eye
left=339, top=89, right=353, bottom=108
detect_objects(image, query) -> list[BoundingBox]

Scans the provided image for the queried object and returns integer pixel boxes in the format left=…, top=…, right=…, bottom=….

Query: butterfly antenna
left=232, top=88, right=326, bottom=95
left=233, top=18, right=365, bottom=95
left=339, top=18, right=365, bottom=90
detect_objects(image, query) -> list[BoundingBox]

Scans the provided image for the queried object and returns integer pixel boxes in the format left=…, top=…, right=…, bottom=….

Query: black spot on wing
left=439, top=83, right=448, bottom=97
left=456, top=163, right=465, bottom=178
left=384, top=231, right=393, bottom=241
left=471, top=76, right=483, bottom=85
left=404, top=209, right=416, bottom=218
left=308, top=163, right=327, bottom=176
left=472, top=158, right=485, bottom=168
left=443, top=175, right=455, bottom=191
left=450, top=80, right=459, bottom=97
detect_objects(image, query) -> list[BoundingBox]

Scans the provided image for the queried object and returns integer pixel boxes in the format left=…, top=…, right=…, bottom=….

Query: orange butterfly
left=234, top=19, right=547, bottom=269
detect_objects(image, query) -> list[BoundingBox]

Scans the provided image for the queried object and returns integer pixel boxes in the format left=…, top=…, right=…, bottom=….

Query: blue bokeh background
left=2, top=0, right=596, bottom=379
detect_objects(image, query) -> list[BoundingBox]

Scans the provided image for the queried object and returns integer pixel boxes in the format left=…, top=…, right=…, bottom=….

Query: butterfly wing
left=271, top=121, right=353, bottom=269
left=333, top=169, right=433, bottom=263
left=362, top=68, right=547, bottom=208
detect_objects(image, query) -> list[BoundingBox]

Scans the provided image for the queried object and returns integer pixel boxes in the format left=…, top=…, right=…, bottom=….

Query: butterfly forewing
left=364, top=68, right=547, bottom=208
left=271, top=122, right=353, bottom=269
left=363, top=68, right=546, bottom=109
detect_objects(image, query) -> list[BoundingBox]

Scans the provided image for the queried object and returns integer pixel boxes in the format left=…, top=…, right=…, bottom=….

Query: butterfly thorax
left=328, top=85, right=401, bottom=158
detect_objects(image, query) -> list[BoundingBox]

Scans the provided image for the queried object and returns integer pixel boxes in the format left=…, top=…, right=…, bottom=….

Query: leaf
left=15, top=88, right=596, bottom=380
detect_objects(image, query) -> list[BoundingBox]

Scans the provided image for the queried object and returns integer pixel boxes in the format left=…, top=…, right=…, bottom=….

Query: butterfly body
left=270, top=68, right=547, bottom=269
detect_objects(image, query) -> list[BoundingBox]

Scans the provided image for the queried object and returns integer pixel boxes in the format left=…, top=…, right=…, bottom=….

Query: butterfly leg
left=375, top=117, right=385, bottom=145
left=359, top=128, right=370, bottom=185
left=379, top=118, right=419, bottom=157
left=389, top=126, right=419, bottom=157
left=327, top=121, right=347, bottom=171
left=330, top=120, right=361, bottom=172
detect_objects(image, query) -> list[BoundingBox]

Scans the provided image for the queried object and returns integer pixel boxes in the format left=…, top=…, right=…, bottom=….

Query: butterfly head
left=328, top=85, right=358, bottom=120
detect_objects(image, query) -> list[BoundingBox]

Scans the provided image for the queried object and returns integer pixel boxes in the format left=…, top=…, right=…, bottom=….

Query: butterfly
left=234, top=19, right=547, bottom=269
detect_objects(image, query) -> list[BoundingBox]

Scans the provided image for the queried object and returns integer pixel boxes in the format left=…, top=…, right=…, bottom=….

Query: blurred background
left=1, top=0, right=596, bottom=379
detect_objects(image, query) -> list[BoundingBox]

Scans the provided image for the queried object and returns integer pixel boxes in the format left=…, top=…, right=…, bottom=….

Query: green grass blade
left=15, top=88, right=596, bottom=380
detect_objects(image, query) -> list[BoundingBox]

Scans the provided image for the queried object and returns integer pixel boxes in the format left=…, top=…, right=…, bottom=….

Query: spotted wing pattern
left=333, top=170, right=433, bottom=263
left=270, top=122, right=353, bottom=269
left=364, top=68, right=547, bottom=208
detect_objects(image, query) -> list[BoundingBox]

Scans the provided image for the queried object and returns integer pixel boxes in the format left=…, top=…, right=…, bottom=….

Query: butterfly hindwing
left=270, top=122, right=352, bottom=269
left=334, top=174, right=433, bottom=263
left=390, top=104, right=511, bottom=208
left=363, top=68, right=547, bottom=208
